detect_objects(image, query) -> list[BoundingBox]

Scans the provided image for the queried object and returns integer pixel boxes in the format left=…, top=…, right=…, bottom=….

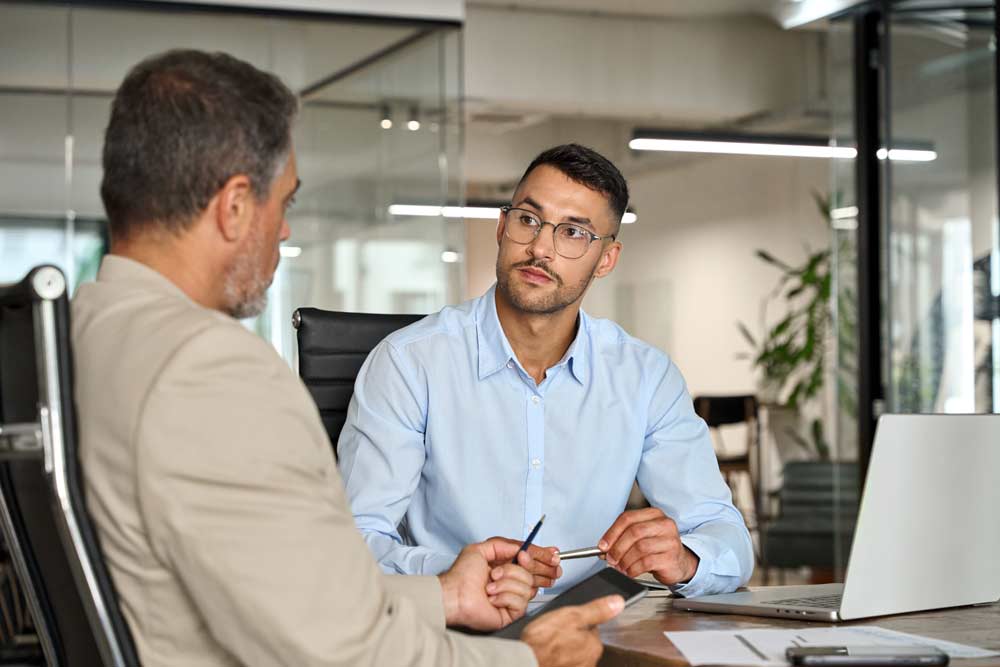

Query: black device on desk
left=786, top=646, right=949, bottom=666
left=493, top=568, right=647, bottom=640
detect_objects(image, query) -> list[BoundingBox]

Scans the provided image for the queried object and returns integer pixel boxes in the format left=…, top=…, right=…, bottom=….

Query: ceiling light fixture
left=379, top=104, right=392, bottom=130
left=388, top=204, right=639, bottom=225
left=407, top=105, right=420, bottom=131
left=630, top=129, right=936, bottom=162
left=280, top=246, right=302, bottom=258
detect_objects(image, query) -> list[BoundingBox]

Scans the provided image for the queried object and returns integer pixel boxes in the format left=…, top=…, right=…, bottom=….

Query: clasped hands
left=438, top=507, right=698, bottom=632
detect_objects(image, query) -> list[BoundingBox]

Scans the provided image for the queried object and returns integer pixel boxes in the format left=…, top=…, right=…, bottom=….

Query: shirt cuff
left=381, top=574, right=447, bottom=628
left=668, top=534, right=714, bottom=598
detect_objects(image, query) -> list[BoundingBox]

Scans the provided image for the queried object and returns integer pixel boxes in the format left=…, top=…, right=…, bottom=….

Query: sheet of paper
left=664, top=625, right=1000, bottom=666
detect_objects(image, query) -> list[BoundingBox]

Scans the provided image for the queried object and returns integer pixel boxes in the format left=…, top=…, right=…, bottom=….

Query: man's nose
left=527, top=222, right=557, bottom=261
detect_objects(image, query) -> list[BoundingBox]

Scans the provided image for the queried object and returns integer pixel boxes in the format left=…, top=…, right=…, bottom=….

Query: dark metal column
left=854, top=8, right=884, bottom=489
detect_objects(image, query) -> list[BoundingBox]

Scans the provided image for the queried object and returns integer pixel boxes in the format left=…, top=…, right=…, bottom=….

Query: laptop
left=677, top=414, right=1000, bottom=621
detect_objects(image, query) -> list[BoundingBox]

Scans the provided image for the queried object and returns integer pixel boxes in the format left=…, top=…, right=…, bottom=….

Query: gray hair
left=100, top=49, right=299, bottom=240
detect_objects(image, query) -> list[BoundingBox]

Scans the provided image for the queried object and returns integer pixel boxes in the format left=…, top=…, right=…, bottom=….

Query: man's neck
left=494, top=290, right=580, bottom=385
left=110, top=233, right=226, bottom=313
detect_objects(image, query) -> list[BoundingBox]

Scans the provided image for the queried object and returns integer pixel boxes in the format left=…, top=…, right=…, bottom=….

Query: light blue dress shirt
left=337, top=286, right=753, bottom=596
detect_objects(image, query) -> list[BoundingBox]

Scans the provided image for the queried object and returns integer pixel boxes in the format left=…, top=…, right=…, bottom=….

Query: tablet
left=493, top=567, right=648, bottom=640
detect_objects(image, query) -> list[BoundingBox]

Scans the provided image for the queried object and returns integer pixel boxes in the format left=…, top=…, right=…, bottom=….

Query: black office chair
left=761, top=461, right=858, bottom=583
left=293, top=308, right=423, bottom=455
left=693, top=395, right=762, bottom=528
left=0, top=266, right=140, bottom=666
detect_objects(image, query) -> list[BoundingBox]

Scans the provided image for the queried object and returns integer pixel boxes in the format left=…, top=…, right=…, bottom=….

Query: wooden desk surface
left=599, top=595, right=1000, bottom=667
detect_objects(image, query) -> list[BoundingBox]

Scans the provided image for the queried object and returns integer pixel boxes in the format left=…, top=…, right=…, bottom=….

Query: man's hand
left=438, top=538, right=536, bottom=630
left=521, top=595, right=624, bottom=667
left=484, top=536, right=562, bottom=591
left=598, top=508, right=699, bottom=585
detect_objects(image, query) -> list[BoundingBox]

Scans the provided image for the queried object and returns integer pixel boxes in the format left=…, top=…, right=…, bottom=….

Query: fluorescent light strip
left=630, top=138, right=937, bottom=162
left=442, top=206, right=501, bottom=219
left=390, top=205, right=638, bottom=224
left=388, top=205, right=500, bottom=219
left=876, top=148, right=938, bottom=162
left=629, top=137, right=857, bottom=159
left=830, top=206, right=858, bottom=220
left=280, top=246, right=302, bottom=258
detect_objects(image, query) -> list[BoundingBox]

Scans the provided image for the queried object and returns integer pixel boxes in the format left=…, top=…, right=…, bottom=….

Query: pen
left=513, top=514, right=546, bottom=564
left=557, top=546, right=605, bottom=560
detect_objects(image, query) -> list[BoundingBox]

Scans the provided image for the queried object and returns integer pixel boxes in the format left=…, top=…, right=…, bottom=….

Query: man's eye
left=561, top=226, right=586, bottom=239
left=284, top=196, right=296, bottom=211
left=519, top=215, right=540, bottom=226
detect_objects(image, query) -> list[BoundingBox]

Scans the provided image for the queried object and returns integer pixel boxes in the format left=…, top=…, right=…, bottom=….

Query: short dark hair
left=101, top=49, right=298, bottom=240
left=516, top=143, right=629, bottom=233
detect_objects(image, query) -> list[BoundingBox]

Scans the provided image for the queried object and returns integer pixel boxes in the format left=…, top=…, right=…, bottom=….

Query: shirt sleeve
left=635, top=356, right=755, bottom=598
left=335, top=339, right=458, bottom=575
left=136, top=325, right=534, bottom=666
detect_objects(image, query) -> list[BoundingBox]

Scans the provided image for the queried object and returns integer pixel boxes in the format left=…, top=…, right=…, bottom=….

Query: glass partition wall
left=883, top=3, right=997, bottom=414
left=0, top=2, right=464, bottom=364
left=827, top=0, right=997, bottom=579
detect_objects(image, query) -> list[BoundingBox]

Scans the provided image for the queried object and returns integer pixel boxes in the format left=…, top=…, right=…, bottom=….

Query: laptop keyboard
left=769, top=594, right=843, bottom=609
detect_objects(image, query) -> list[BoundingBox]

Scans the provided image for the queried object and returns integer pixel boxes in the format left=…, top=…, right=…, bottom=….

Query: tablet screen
left=493, top=567, right=648, bottom=640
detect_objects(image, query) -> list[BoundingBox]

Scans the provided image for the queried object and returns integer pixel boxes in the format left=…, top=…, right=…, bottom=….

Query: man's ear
left=495, top=216, right=504, bottom=247
left=593, top=241, right=622, bottom=279
left=215, top=174, right=255, bottom=243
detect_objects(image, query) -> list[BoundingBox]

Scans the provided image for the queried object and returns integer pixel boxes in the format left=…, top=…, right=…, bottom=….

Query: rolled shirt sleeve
left=636, top=357, right=755, bottom=597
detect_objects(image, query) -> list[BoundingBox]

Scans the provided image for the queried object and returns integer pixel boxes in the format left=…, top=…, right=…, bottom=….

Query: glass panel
left=0, top=2, right=464, bottom=363
left=885, top=4, right=997, bottom=414
left=828, top=16, right=859, bottom=580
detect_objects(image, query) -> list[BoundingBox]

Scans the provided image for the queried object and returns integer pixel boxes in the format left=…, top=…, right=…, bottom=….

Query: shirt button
left=507, top=361, right=514, bottom=369
left=531, top=458, right=542, bottom=468
left=531, top=395, right=541, bottom=404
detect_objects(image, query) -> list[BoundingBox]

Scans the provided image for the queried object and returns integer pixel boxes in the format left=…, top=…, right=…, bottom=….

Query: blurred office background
left=1, top=0, right=997, bottom=585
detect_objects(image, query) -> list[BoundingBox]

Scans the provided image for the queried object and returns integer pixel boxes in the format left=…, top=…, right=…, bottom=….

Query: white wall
left=464, top=154, right=830, bottom=397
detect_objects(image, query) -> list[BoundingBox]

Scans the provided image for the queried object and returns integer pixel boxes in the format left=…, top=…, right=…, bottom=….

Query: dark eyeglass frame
left=500, top=205, right=617, bottom=259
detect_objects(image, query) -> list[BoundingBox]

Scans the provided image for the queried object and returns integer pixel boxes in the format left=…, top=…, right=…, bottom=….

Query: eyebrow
left=514, top=196, right=596, bottom=230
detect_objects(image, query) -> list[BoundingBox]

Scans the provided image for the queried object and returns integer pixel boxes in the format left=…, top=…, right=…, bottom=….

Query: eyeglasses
left=500, top=206, right=616, bottom=260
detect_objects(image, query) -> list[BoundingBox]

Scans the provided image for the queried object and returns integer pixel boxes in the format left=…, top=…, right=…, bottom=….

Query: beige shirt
left=72, top=255, right=536, bottom=667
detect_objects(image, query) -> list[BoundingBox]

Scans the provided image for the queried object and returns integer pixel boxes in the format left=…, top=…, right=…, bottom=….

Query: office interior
left=0, top=0, right=997, bottom=656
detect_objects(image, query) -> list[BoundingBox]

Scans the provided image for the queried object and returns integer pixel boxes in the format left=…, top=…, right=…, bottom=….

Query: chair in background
left=0, top=266, right=140, bottom=666
left=293, top=308, right=423, bottom=455
left=693, top=394, right=762, bottom=528
left=760, top=461, right=859, bottom=584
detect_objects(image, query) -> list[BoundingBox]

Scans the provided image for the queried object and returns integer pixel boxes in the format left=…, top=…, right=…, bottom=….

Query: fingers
left=614, top=536, right=678, bottom=577
left=481, top=537, right=560, bottom=573
left=487, top=562, right=535, bottom=618
left=517, top=549, right=560, bottom=588
left=598, top=507, right=665, bottom=553
left=478, top=536, right=523, bottom=563
left=570, top=595, right=626, bottom=627
left=601, top=509, right=677, bottom=566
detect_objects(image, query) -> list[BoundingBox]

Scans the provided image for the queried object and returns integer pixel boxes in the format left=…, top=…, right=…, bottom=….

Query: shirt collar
left=475, top=284, right=591, bottom=386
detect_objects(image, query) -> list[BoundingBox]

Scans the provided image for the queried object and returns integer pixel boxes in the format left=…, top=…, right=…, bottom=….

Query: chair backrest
left=693, top=394, right=758, bottom=427
left=777, top=461, right=859, bottom=521
left=0, top=266, right=140, bottom=667
left=294, top=308, right=423, bottom=454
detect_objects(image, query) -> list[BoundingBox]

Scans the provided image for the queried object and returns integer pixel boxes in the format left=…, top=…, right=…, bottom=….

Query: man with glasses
left=338, top=144, right=753, bottom=599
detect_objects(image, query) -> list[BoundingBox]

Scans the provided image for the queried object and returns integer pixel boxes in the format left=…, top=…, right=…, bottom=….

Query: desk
left=599, top=594, right=1000, bottom=667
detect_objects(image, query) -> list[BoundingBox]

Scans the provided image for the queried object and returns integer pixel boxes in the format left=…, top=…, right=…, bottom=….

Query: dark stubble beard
left=496, top=256, right=599, bottom=315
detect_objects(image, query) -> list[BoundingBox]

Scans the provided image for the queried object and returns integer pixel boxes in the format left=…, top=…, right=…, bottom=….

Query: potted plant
left=737, top=194, right=846, bottom=462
